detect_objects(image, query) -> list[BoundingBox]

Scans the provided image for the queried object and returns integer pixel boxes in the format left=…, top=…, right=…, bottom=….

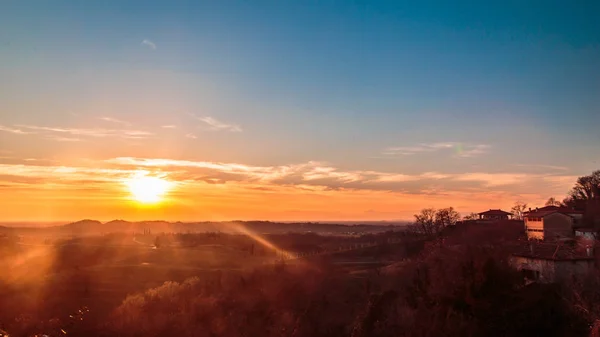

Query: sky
left=0, top=0, right=599, bottom=222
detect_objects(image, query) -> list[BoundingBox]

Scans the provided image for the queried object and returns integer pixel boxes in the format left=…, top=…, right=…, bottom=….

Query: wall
left=543, top=213, right=574, bottom=240
left=510, top=256, right=594, bottom=283
left=575, top=231, right=596, bottom=241
left=524, top=217, right=544, bottom=240
left=510, top=256, right=556, bottom=283
left=554, top=260, right=594, bottom=281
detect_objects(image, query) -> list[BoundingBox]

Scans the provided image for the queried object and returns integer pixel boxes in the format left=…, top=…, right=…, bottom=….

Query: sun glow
left=125, top=173, right=172, bottom=204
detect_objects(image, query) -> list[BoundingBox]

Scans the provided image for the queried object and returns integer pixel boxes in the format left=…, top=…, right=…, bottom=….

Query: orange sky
left=2, top=1, right=598, bottom=222
left=0, top=156, right=578, bottom=222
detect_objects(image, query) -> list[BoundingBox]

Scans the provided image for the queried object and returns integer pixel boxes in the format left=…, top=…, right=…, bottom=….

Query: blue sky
left=0, top=1, right=598, bottom=220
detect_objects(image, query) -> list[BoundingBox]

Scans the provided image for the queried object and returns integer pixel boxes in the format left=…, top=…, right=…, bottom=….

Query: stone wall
left=510, top=255, right=594, bottom=283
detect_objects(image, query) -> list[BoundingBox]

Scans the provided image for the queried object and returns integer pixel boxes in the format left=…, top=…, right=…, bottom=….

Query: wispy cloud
left=458, top=144, right=490, bottom=158
left=514, top=164, right=569, bottom=171
left=141, top=39, right=157, bottom=50
left=98, top=117, right=131, bottom=126
left=383, top=142, right=490, bottom=158
left=15, top=125, right=153, bottom=139
left=47, top=136, right=82, bottom=142
left=0, top=156, right=579, bottom=211
left=191, top=115, right=242, bottom=132
left=185, top=134, right=197, bottom=139
left=454, top=173, right=528, bottom=187
left=105, top=156, right=574, bottom=196
left=0, top=125, right=33, bottom=135
left=161, top=125, right=177, bottom=129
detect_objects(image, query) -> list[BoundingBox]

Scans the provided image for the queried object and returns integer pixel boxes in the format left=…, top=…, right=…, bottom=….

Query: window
left=521, top=269, right=540, bottom=281
left=527, top=229, right=543, bottom=232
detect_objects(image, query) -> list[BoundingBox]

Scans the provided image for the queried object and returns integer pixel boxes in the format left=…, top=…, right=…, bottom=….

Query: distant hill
left=0, top=219, right=407, bottom=236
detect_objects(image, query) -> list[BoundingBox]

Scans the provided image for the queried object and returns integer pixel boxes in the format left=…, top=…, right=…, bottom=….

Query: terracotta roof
left=524, top=210, right=563, bottom=218
left=511, top=242, right=594, bottom=261
left=524, top=206, right=583, bottom=215
left=478, top=209, right=512, bottom=216
left=525, top=208, right=583, bottom=218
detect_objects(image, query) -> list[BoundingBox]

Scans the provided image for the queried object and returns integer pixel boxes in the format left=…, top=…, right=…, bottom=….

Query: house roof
left=511, top=242, right=594, bottom=261
left=525, top=207, right=583, bottom=218
left=524, top=210, right=564, bottom=218
left=478, top=209, right=512, bottom=216
left=524, top=206, right=583, bottom=215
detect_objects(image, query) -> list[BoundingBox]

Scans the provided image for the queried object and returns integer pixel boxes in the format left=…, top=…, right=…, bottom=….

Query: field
left=1, top=229, right=411, bottom=334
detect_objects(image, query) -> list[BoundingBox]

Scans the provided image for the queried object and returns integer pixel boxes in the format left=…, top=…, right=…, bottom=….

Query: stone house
left=510, top=241, right=595, bottom=283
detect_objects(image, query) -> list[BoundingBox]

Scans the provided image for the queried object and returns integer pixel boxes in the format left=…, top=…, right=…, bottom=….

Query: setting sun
left=125, top=174, right=171, bottom=204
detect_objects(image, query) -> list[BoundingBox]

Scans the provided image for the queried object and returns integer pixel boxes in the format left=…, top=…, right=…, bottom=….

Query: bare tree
left=545, top=197, right=561, bottom=207
left=511, top=201, right=528, bottom=220
left=435, top=207, right=461, bottom=227
left=463, top=212, right=479, bottom=221
left=413, top=208, right=438, bottom=236
left=412, top=207, right=460, bottom=236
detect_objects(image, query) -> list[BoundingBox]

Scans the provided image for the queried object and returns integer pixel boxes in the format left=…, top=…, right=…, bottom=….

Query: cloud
left=514, top=164, right=569, bottom=171
left=0, top=157, right=577, bottom=207
left=457, top=144, right=490, bottom=158
left=15, top=124, right=153, bottom=139
left=185, top=134, right=197, bottom=139
left=47, top=136, right=82, bottom=142
left=141, top=39, right=157, bottom=50
left=161, top=125, right=177, bottom=129
left=0, top=125, right=33, bottom=135
left=454, top=173, right=528, bottom=187
left=383, top=142, right=490, bottom=158
left=104, top=156, right=576, bottom=199
left=191, top=114, right=242, bottom=132
left=99, top=117, right=131, bottom=126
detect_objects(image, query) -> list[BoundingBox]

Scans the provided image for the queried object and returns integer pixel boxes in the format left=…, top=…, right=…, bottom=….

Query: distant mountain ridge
left=0, top=219, right=407, bottom=236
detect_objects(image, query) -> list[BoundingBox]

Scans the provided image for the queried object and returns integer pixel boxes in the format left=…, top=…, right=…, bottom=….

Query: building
left=510, top=241, right=595, bottom=283
left=575, top=228, right=598, bottom=242
left=524, top=206, right=584, bottom=227
left=478, top=209, right=513, bottom=221
left=524, top=208, right=583, bottom=240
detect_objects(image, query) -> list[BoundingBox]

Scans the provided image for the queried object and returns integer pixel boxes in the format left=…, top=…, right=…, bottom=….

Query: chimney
left=535, top=207, right=538, bottom=211
left=529, top=207, right=532, bottom=212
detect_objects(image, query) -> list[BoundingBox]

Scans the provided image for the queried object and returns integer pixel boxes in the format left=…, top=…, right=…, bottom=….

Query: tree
left=545, top=197, right=561, bottom=207
left=511, top=201, right=527, bottom=220
left=413, top=208, right=438, bottom=236
left=412, top=207, right=460, bottom=236
left=463, top=212, right=479, bottom=221
left=564, top=170, right=600, bottom=211
left=435, top=207, right=461, bottom=227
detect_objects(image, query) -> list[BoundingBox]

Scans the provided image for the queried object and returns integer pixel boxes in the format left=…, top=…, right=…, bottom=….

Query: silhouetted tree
left=511, top=201, right=527, bottom=220
left=545, top=197, right=561, bottom=207
left=563, top=170, right=600, bottom=210
left=412, top=207, right=460, bottom=236
left=413, top=208, right=438, bottom=236
left=463, top=213, right=479, bottom=221
left=435, top=207, right=461, bottom=227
